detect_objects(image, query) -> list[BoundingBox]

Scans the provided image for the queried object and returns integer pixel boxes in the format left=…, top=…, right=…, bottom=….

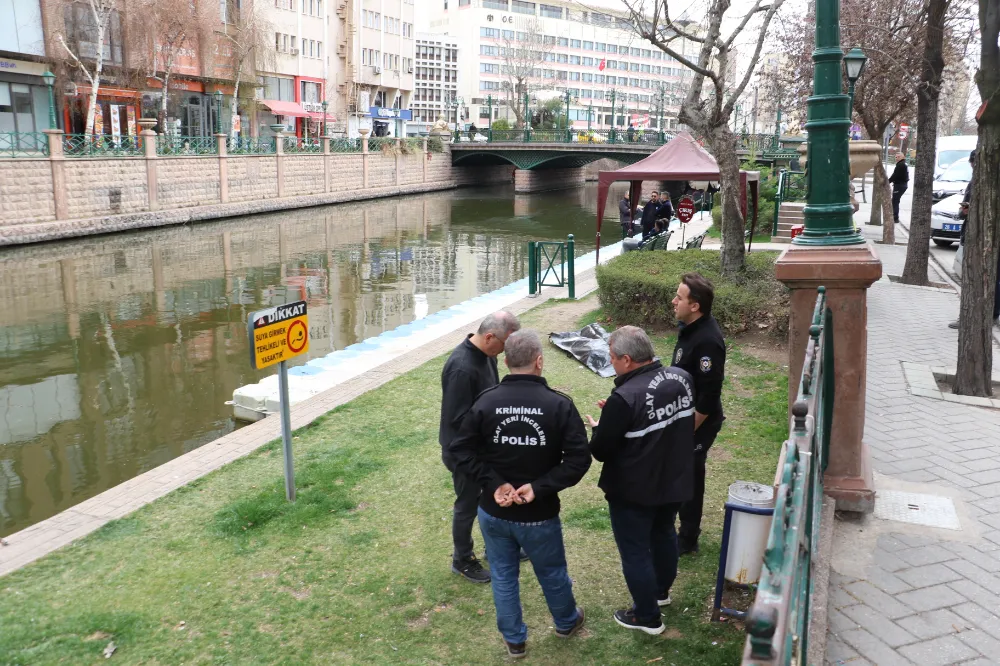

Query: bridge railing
left=742, top=286, right=833, bottom=666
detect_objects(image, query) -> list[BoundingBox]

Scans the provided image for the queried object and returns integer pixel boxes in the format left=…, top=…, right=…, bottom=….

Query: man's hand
left=597, top=399, right=607, bottom=409
left=514, top=484, right=535, bottom=504
left=494, top=483, right=517, bottom=507
left=585, top=414, right=599, bottom=428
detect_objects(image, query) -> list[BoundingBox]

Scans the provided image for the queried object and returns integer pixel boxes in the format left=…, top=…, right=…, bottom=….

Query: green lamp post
left=214, top=89, right=223, bottom=135
left=656, top=85, right=666, bottom=143
left=607, top=88, right=617, bottom=144
left=587, top=103, right=593, bottom=134
left=42, top=70, right=57, bottom=130
left=794, top=0, right=865, bottom=245
left=485, top=94, right=494, bottom=141
left=563, top=89, right=575, bottom=142
left=844, top=47, right=867, bottom=135
left=321, top=100, right=328, bottom=137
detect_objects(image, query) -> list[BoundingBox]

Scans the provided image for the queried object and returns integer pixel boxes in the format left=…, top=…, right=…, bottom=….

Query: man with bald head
left=440, top=311, right=521, bottom=583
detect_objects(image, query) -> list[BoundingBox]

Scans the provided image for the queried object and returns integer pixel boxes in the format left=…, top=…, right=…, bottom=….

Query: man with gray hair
left=586, top=325, right=696, bottom=635
left=450, top=330, right=591, bottom=658
left=440, top=311, right=521, bottom=583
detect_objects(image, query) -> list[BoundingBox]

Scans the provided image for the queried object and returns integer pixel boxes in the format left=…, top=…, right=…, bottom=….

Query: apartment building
left=0, top=0, right=52, bottom=136
left=423, top=0, right=699, bottom=132
left=409, top=33, right=459, bottom=134
left=259, top=0, right=334, bottom=138
left=329, top=0, right=415, bottom=138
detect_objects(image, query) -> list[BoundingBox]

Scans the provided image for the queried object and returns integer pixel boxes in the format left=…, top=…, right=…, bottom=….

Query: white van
left=935, top=135, right=977, bottom=178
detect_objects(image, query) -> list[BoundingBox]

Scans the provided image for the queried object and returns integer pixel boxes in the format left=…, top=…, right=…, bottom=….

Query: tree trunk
left=84, top=14, right=107, bottom=135
left=708, top=127, right=745, bottom=276
left=230, top=73, right=241, bottom=141
left=954, top=0, right=1000, bottom=397
left=870, top=178, right=883, bottom=226
left=901, top=0, right=947, bottom=285
left=871, top=162, right=896, bottom=243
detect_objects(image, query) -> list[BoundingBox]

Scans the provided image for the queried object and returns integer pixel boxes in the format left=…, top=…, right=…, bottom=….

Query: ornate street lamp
left=42, top=70, right=57, bottom=130
left=214, top=89, right=223, bottom=135
left=607, top=88, right=618, bottom=144
left=485, top=94, right=494, bottom=141
left=563, top=89, right=578, bottom=142
left=321, top=99, right=328, bottom=137
left=795, top=0, right=864, bottom=245
left=844, top=47, right=867, bottom=131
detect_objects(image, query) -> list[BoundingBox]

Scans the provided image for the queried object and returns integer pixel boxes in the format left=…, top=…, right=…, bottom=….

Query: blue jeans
left=608, top=500, right=682, bottom=623
left=477, top=507, right=580, bottom=643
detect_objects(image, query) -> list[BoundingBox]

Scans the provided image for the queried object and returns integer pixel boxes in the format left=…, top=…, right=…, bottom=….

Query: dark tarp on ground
left=549, top=324, right=616, bottom=377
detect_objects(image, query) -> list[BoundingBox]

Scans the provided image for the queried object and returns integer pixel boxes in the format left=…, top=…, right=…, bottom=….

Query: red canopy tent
left=595, top=132, right=759, bottom=263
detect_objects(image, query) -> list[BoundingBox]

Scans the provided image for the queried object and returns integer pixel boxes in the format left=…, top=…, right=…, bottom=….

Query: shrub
left=491, top=118, right=512, bottom=131
left=596, top=250, right=789, bottom=335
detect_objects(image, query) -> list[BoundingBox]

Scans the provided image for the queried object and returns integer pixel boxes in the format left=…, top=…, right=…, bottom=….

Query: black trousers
left=678, top=450, right=708, bottom=543
left=608, top=500, right=682, bottom=623
left=443, top=450, right=480, bottom=562
left=891, top=188, right=905, bottom=223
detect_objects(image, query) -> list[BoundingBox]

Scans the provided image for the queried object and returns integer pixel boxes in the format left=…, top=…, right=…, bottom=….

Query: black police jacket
left=672, top=315, right=726, bottom=448
left=439, top=335, right=499, bottom=453
left=589, top=361, right=696, bottom=506
left=448, top=374, right=591, bottom=522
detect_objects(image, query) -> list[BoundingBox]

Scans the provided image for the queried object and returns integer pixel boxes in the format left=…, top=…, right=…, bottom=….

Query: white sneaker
left=657, top=593, right=671, bottom=607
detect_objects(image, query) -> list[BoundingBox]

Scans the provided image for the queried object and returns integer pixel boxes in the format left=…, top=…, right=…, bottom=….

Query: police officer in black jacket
left=670, top=273, right=726, bottom=555
left=888, top=153, right=909, bottom=224
left=449, top=330, right=591, bottom=659
left=586, top=325, right=695, bottom=636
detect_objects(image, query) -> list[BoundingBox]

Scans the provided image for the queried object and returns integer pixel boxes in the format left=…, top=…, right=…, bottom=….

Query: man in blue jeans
left=586, top=326, right=696, bottom=635
left=449, top=330, right=591, bottom=659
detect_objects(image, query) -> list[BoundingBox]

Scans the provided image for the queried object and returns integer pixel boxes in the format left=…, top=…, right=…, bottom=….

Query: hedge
left=596, top=250, right=789, bottom=336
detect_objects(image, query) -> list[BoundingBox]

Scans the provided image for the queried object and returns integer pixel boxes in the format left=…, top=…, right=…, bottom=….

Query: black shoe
left=555, top=607, right=585, bottom=638
left=519, top=549, right=530, bottom=562
left=452, top=556, right=491, bottom=583
left=657, top=592, right=672, bottom=607
left=678, top=539, right=699, bottom=556
left=503, top=638, right=526, bottom=658
left=613, top=608, right=665, bottom=635
left=948, top=320, right=959, bottom=329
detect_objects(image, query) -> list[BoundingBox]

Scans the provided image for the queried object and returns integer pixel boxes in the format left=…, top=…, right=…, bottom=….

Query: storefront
left=140, top=80, right=234, bottom=138
left=369, top=106, right=412, bottom=138
left=64, top=85, right=140, bottom=139
left=0, top=58, right=54, bottom=134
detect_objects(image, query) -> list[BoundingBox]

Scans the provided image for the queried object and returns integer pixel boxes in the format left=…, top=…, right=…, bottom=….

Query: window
left=290, top=36, right=297, bottom=50
left=539, top=3, right=561, bottom=18
left=318, top=41, right=322, bottom=59
left=569, top=71, right=580, bottom=81
left=502, top=29, right=514, bottom=39
left=558, top=37, right=569, bottom=47
left=484, top=0, right=508, bottom=8
left=606, top=60, right=616, bottom=70
left=582, top=72, right=593, bottom=82
left=570, top=55, right=580, bottom=65
left=262, top=76, right=295, bottom=101
left=630, top=78, right=639, bottom=87
left=618, top=45, right=628, bottom=54
left=63, top=3, right=124, bottom=65
left=459, top=0, right=470, bottom=5
left=641, top=64, right=650, bottom=73
left=480, top=63, right=499, bottom=73
left=511, top=0, right=535, bottom=15
left=480, top=81, right=500, bottom=90
left=583, top=40, right=593, bottom=50
left=480, top=45, right=498, bottom=56
left=630, top=63, right=639, bottom=72
left=557, top=53, right=568, bottom=63
left=630, top=47, right=640, bottom=56
left=480, top=27, right=499, bottom=37
left=595, top=42, right=606, bottom=52
left=641, top=49, right=651, bottom=58
left=595, top=74, right=605, bottom=84
left=403, top=22, right=413, bottom=37
left=618, top=76, right=627, bottom=85
left=571, top=39, right=581, bottom=48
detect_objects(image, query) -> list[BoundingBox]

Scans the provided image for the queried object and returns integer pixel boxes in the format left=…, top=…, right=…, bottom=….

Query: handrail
left=743, top=286, right=832, bottom=665
left=772, top=170, right=806, bottom=236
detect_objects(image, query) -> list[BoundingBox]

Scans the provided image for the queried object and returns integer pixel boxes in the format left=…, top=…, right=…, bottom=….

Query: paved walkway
left=0, top=265, right=602, bottom=577
left=825, top=194, right=1000, bottom=665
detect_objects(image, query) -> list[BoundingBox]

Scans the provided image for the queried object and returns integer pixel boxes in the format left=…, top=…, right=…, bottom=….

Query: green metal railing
left=527, top=235, right=575, bottom=299
left=283, top=137, right=322, bottom=153
left=368, top=137, right=396, bottom=152
left=0, top=131, right=49, bottom=157
left=227, top=137, right=275, bottom=155
left=481, top=127, right=675, bottom=145
left=156, top=135, right=218, bottom=156
left=63, top=134, right=144, bottom=157
left=743, top=287, right=833, bottom=666
left=771, top=170, right=807, bottom=236
left=329, top=137, right=363, bottom=153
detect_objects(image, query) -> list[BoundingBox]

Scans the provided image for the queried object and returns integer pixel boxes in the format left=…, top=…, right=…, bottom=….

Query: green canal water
left=0, top=182, right=628, bottom=537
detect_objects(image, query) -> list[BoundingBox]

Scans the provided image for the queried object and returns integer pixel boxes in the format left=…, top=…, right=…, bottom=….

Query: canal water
left=0, top=182, right=627, bottom=537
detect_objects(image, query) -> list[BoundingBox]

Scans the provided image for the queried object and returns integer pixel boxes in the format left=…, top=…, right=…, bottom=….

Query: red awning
left=260, top=99, right=310, bottom=118
left=307, top=112, right=336, bottom=122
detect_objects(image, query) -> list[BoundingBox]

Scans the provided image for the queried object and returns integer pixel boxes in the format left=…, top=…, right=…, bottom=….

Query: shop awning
left=260, top=100, right=310, bottom=118
left=307, top=112, right=336, bottom=122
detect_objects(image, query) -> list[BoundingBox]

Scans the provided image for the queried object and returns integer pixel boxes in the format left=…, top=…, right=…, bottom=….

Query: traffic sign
left=248, top=300, right=309, bottom=370
left=677, top=195, right=696, bottom=223
left=899, top=123, right=910, bottom=139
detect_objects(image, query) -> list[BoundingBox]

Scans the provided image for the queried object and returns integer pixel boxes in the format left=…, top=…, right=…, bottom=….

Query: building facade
left=423, top=0, right=699, bottom=133
left=410, top=33, right=458, bottom=134
left=1, top=0, right=54, bottom=137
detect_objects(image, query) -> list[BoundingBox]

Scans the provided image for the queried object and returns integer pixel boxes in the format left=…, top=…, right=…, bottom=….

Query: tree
left=954, top=0, right=1000, bottom=397
left=901, top=0, right=976, bottom=285
left=499, top=22, right=550, bottom=129
left=216, top=0, right=275, bottom=140
left=621, top=0, right=787, bottom=275
left=128, top=0, right=213, bottom=133
left=55, top=0, right=121, bottom=134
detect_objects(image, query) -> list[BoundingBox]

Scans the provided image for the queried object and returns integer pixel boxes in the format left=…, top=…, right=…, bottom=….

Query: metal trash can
left=724, top=481, right=775, bottom=586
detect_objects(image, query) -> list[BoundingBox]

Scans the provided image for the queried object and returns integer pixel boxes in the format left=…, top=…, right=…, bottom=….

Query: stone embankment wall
left=0, top=132, right=514, bottom=247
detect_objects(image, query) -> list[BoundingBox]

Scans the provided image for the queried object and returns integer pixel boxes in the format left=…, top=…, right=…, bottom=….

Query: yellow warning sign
left=248, top=300, right=309, bottom=370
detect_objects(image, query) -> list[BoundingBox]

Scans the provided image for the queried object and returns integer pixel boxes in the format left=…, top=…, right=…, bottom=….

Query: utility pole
left=607, top=88, right=617, bottom=143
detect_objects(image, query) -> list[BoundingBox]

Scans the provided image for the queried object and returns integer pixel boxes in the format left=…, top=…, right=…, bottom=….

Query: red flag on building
left=598, top=59, right=606, bottom=71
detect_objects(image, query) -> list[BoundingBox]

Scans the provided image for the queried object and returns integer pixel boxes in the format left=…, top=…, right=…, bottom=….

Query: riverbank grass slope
left=0, top=295, right=787, bottom=665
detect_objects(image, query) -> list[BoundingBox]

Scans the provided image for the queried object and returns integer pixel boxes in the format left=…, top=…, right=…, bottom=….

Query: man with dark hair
left=440, top=311, right=521, bottom=583
left=670, top=273, right=727, bottom=555
left=888, top=153, right=909, bottom=224
left=585, top=326, right=695, bottom=635
left=640, top=191, right=663, bottom=239
left=450, top=330, right=591, bottom=658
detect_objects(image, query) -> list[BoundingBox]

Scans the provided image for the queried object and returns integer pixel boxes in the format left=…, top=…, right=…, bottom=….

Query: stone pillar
left=360, top=128, right=370, bottom=188
left=216, top=133, right=229, bottom=203
left=395, top=138, right=402, bottom=186
left=322, top=136, right=331, bottom=193
left=138, top=120, right=158, bottom=211
left=775, top=244, right=882, bottom=512
left=274, top=129, right=285, bottom=198
left=513, top=167, right=586, bottom=193
left=422, top=137, right=428, bottom=183
left=44, top=129, right=67, bottom=220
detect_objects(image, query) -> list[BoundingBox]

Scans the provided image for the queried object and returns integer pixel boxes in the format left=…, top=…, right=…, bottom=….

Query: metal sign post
left=248, top=300, right=310, bottom=502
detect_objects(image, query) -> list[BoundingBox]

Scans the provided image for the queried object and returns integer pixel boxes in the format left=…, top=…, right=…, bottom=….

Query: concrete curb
left=808, top=496, right=837, bottom=666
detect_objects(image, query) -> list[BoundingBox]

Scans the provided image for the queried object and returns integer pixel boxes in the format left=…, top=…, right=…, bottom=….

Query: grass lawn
left=0, top=295, right=788, bottom=666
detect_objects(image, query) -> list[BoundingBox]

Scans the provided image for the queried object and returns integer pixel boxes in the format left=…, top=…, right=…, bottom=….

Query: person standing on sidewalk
left=888, top=153, right=909, bottom=224
left=671, top=273, right=726, bottom=555
left=585, top=326, right=695, bottom=635
left=619, top=192, right=635, bottom=238
left=440, top=311, right=521, bottom=583
left=449, top=330, right=590, bottom=659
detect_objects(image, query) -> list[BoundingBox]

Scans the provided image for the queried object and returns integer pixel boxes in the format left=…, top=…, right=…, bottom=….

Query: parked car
left=934, top=134, right=976, bottom=179
left=930, top=192, right=964, bottom=247
left=932, top=157, right=971, bottom=203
